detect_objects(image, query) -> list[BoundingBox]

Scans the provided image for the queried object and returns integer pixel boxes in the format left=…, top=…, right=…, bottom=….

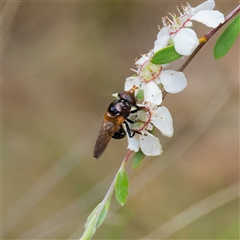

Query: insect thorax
left=108, top=99, right=131, bottom=118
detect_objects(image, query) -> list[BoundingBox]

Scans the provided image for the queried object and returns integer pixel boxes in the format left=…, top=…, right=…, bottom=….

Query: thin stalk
left=79, top=150, right=133, bottom=240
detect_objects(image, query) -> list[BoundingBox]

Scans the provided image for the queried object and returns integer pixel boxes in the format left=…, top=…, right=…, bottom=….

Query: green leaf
left=81, top=198, right=111, bottom=239
left=82, top=206, right=98, bottom=240
left=151, top=45, right=182, bottom=65
left=115, top=169, right=129, bottom=205
left=133, top=150, right=145, bottom=169
left=214, top=16, right=240, bottom=59
left=84, top=204, right=99, bottom=229
left=85, top=198, right=111, bottom=229
left=96, top=198, right=111, bottom=227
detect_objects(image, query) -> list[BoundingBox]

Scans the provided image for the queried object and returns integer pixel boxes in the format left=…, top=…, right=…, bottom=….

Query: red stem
left=122, top=150, right=133, bottom=167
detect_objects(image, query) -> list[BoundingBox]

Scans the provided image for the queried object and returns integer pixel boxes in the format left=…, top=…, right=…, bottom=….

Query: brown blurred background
left=2, top=1, right=239, bottom=239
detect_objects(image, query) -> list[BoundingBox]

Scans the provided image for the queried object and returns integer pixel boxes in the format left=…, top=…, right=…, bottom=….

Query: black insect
left=93, top=87, right=141, bottom=159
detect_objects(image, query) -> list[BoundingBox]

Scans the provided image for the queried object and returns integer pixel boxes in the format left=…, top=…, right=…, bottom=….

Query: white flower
left=126, top=103, right=174, bottom=156
left=125, top=51, right=187, bottom=104
left=154, top=0, right=225, bottom=56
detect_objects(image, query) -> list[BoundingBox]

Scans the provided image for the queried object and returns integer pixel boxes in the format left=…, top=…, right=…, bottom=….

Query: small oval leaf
left=133, top=150, right=145, bottom=169
left=214, top=16, right=240, bottom=59
left=115, top=169, right=129, bottom=206
left=96, top=198, right=111, bottom=228
left=85, top=204, right=99, bottom=229
left=83, top=206, right=98, bottom=240
left=151, top=45, right=182, bottom=65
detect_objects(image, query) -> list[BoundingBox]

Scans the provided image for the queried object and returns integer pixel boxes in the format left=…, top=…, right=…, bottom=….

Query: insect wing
left=94, top=117, right=124, bottom=159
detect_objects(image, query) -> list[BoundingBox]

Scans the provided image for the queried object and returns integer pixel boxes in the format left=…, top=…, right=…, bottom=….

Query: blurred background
left=2, top=1, right=239, bottom=239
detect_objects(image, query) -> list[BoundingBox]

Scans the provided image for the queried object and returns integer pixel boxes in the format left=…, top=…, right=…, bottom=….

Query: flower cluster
left=126, top=103, right=174, bottom=156
left=154, top=0, right=225, bottom=56
left=119, top=0, right=224, bottom=157
left=125, top=51, right=187, bottom=105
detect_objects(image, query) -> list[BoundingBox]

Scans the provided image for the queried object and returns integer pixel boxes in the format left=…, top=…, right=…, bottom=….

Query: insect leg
left=123, top=121, right=135, bottom=138
left=131, top=105, right=145, bottom=114
left=130, top=108, right=139, bottom=114
left=126, top=118, right=135, bottom=124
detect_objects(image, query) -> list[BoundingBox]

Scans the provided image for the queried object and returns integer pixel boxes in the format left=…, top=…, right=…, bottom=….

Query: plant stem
left=121, top=150, right=133, bottom=168
left=95, top=150, right=132, bottom=215
left=79, top=150, right=133, bottom=240
left=100, top=150, right=132, bottom=207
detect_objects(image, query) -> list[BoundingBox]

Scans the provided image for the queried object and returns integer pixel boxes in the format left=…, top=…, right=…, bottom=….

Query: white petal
left=146, top=50, right=154, bottom=58
left=127, top=134, right=139, bottom=152
left=160, top=70, right=187, bottom=93
left=154, top=28, right=170, bottom=53
left=139, top=132, right=162, bottom=156
left=143, top=81, right=162, bottom=105
left=192, top=0, right=215, bottom=13
left=173, top=28, right=199, bottom=56
left=151, top=106, right=174, bottom=137
left=185, top=21, right=193, bottom=28
left=161, top=63, right=170, bottom=69
left=136, top=53, right=151, bottom=65
left=191, top=10, right=225, bottom=28
left=125, top=76, right=141, bottom=92
left=136, top=57, right=146, bottom=66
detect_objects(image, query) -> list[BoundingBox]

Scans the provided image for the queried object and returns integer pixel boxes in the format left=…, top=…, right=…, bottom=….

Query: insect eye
left=124, top=93, right=136, bottom=105
left=118, top=92, right=136, bottom=106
